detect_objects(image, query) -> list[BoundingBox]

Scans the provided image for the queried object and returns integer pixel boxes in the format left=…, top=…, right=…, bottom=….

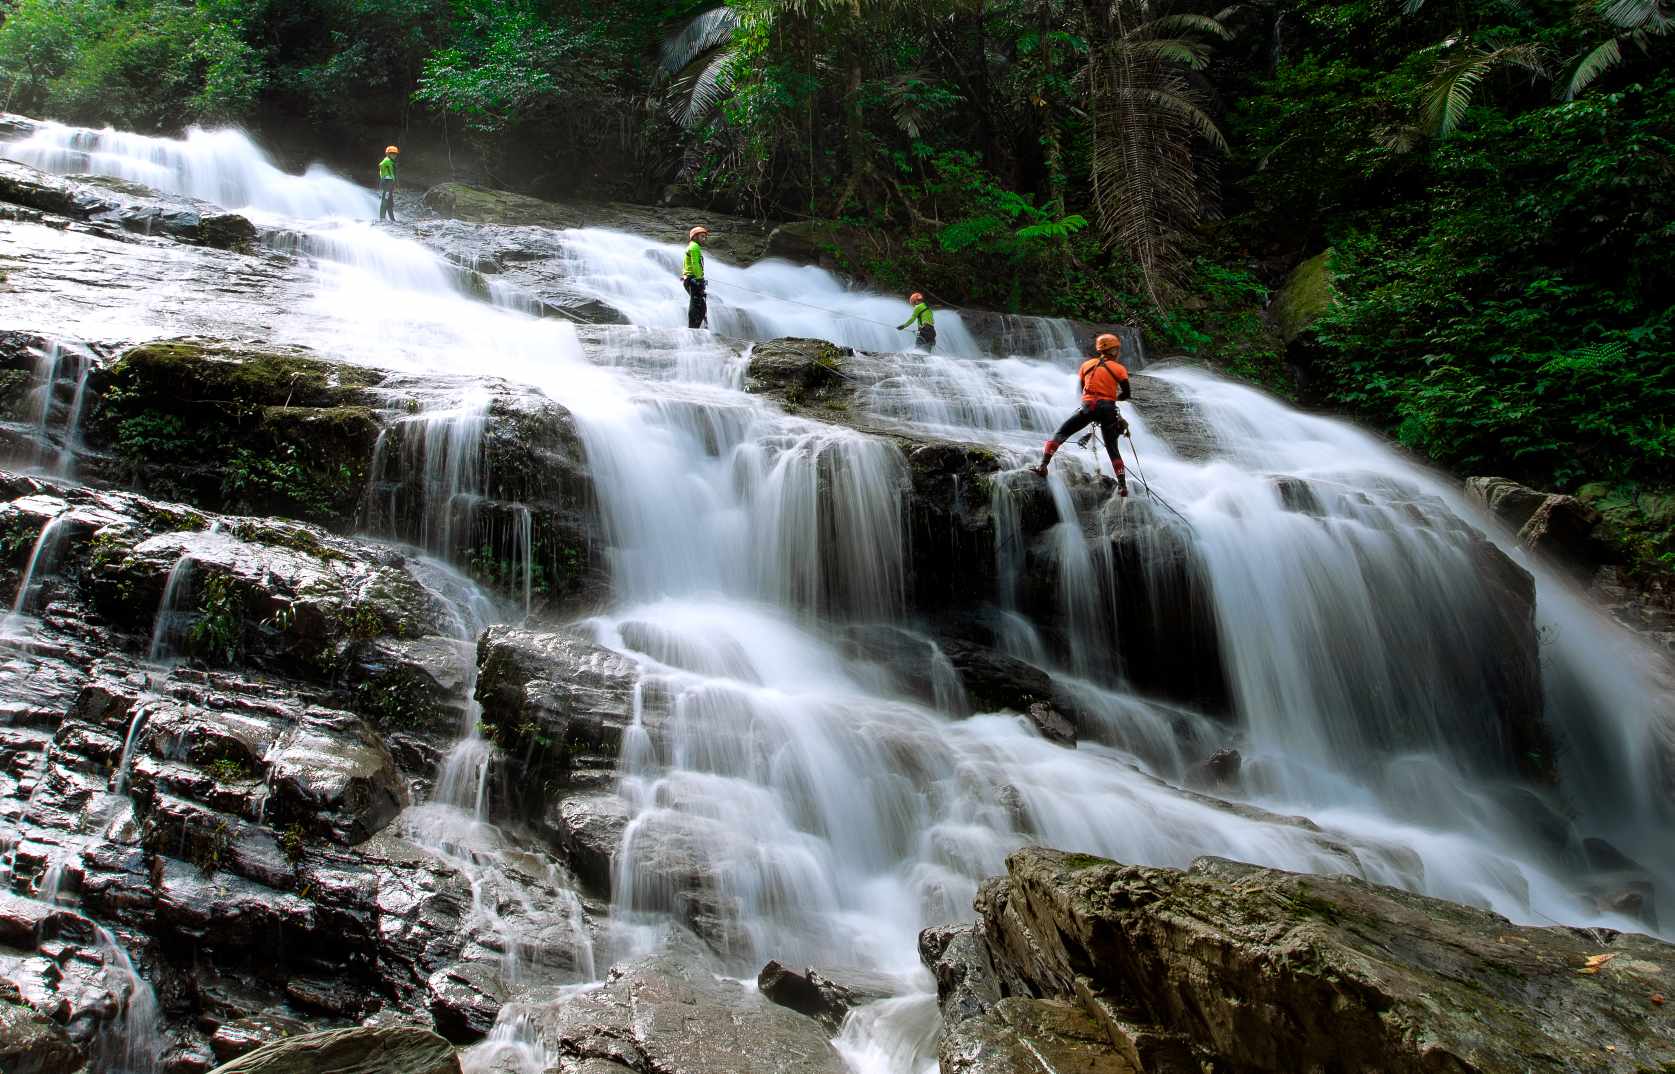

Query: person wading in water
left=377, top=146, right=399, bottom=221
left=681, top=226, right=708, bottom=329
left=897, top=292, right=936, bottom=350
left=1030, top=332, right=1131, bottom=497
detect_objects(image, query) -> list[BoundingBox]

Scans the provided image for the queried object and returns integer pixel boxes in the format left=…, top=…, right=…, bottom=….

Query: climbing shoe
left=1029, top=465, right=1049, bottom=478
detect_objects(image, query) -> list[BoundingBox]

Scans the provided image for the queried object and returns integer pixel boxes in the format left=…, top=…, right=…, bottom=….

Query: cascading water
left=7, top=510, right=72, bottom=623
left=2, top=119, right=374, bottom=220
left=4, top=121, right=1672, bottom=1073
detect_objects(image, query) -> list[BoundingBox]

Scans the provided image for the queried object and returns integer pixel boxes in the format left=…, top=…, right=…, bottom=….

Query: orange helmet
left=909, top=292, right=924, bottom=304
left=1095, top=332, right=1122, bottom=353
left=689, top=226, right=709, bottom=240
left=385, top=146, right=399, bottom=155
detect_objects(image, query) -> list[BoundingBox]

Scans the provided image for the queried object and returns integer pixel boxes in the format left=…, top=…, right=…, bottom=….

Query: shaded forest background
left=0, top=0, right=1670, bottom=569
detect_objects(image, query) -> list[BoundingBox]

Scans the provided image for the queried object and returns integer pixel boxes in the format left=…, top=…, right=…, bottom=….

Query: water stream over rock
left=2, top=117, right=1671, bottom=1073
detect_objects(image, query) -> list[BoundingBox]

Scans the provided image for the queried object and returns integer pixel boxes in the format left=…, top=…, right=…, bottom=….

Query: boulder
left=743, top=338, right=855, bottom=415
left=1518, top=493, right=1604, bottom=571
left=756, top=960, right=895, bottom=1032
left=427, top=961, right=508, bottom=1044
left=209, top=1016, right=312, bottom=1063
left=265, top=711, right=408, bottom=845
left=1023, top=702, right=1076, bottom=747
left=1127, top=370, right=1218, bottom=461
left=204, top=1026, right=460, bottom=1074
left=1466, top=476, right=1550, bottom=531
left=936, top=847, right=1675, bottom=1074
left=550, top=793, right=631, bottom=895
left=1270, top=249, right=1333, bottom=344
left=0, top=992, right=84, bottom=1074
left=475, top=626, right=639, bottom=812
left=1186, top=747, right=1242, bottom=791
left=530, top=946, right=849, bottom=1074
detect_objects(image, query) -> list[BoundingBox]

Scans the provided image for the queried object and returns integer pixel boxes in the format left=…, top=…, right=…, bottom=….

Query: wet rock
left=475, top=626, right=639, bottom=812
left=204, top=1025, right=460, bottom=1074
left=0, top=989, right=84, bottom=1074
left=420, top=185, right=774, bottom=265
left=1466, top=476, right=1550, bottom=531
left=533, top=945, right=848, bottom=1074
left=1127, top=370, right=1218, bottom=461
left=266, top=712, right=408, bottom=845
left=744, top=337, right=855, bottom=413
left=427, top=961, right=507, bottom=1043
left=1518, top=493, right=1604, bottom=572
left=951, top=847, right=1675, bottom=1074
left=343, top=635, right=473, bottom=736
left=1187, top=747, right=1242, bottom=791
left=549, top=793, right=630, bottom=895
left=918, top=924, right=1002, bottom=1026
left=757, top=960, right=895, bottom=1032
left=1023, top=702, right=1076, bottom=747
left=0, top=161, right=253, bottom=249
left=209, top=1015, right=312, bottom=1062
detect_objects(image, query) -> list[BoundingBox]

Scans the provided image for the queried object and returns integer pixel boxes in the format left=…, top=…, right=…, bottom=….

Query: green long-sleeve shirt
left=898, top=301, right=933, bottom=330
left=683, top=240, right=705, bottom=280
left=378, top=156, right=396, bottom=181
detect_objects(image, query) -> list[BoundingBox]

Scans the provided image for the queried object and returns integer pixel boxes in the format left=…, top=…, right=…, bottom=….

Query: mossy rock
left=1271, top=250, right=1334, bottom=344
left=82, top=340, right=388, bottom=529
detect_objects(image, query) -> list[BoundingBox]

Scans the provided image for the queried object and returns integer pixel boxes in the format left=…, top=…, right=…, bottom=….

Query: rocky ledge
left=925, top=847, right=1675, bottom=1074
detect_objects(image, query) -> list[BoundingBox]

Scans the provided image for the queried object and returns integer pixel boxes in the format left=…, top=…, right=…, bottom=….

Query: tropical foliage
left=1, top=0, right=1671, bottom=563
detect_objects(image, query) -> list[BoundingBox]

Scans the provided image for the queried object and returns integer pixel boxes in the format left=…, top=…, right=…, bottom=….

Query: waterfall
left=3, top=119, right=375, bottom=219
left=8, top=510, right=72, bottom=619
left=91, top=926, right=163, bottom=1074
left=5, top=119, right=1671, bottom=1072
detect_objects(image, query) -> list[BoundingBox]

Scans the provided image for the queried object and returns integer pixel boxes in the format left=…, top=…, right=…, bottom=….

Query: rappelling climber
left=681, top=226, right=709, bottom=329
left=378, top=145, right=399, bottom=222
left=1030, top=332, right=1131, bottom=497
left=897, top=292, right=936, bottom=350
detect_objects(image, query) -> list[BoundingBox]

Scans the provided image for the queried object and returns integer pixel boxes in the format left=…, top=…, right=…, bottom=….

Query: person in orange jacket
left=1029, top=332, right=1131, bottom=497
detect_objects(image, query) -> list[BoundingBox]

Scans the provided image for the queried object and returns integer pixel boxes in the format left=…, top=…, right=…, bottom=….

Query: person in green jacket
left=682, top=226, right=709, bottom=329
left=378, top=145, right=399, bottom=221
left=898, top=292, right=935, bottom=350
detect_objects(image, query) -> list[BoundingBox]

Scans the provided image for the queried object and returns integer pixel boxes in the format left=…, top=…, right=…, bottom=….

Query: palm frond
left=659, top=6, right=740, bottom=78
left=1597, top=0, right=1664, bottom=29
left=1566, top=36, right=1623, bottom=97
left=1140, top=13, right=1235, bottom=40
left=668, top=48, right=737, bottom=130
left=1421, top=40, right=1548, bottom=136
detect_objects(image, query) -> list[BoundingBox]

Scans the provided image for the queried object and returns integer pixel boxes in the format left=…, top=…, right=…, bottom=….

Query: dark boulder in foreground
left=926, top=847, right=1675, bottom=1074
left=204, top=1025, right=459, bottom=1074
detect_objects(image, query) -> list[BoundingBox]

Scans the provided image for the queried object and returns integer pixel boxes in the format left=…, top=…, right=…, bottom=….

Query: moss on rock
left=83, top=340, right=387, bottom=529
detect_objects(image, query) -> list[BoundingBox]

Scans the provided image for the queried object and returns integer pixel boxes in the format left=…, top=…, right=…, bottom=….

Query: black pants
left=684, top=277, right=707, bottom=329
left=378, top=178, right=396, bottom=221
left=1049, top=399, right=1127, bottom=473
left=917, top=324, right=936, bottom=350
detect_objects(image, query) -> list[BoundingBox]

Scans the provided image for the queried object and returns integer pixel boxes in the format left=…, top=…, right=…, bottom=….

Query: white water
left=5, top=122, right=1672, bottom=1072
left=8, top=509, right=71, bottom=617
left=3, top=119, right=374, bottom=220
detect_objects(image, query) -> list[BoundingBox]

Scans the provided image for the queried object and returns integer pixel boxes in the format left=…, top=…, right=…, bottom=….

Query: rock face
left=475, top=626, right=639, bottom=813
left=927, top=848, right=1675, bottom=1074
left=0, top=982, right=83, bottom=1074
left=205, top=1025, right=460, bottom=1074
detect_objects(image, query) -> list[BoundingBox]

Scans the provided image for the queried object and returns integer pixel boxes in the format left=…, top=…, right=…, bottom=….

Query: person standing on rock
left=682, top=226, right=709, bottom=329
left=378, top=146, right=399, bottom=222
left=897, top=292, right=936, bottom=350
left=1029, top=332, right=1130, bottom=497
